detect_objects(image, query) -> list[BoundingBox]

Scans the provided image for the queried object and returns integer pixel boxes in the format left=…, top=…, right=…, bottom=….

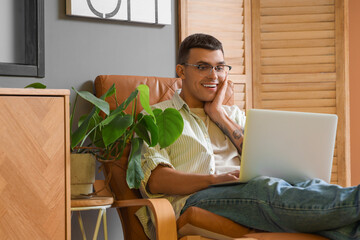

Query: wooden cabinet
left=0, top=88, right=70, bottom=239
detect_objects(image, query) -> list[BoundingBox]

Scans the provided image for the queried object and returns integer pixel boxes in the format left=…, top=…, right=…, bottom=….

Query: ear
left=176, top=64, right=186, bottom=80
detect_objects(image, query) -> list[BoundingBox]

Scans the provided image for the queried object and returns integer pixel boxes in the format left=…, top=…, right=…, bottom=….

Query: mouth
left=201, top=83, right=218, bottom=89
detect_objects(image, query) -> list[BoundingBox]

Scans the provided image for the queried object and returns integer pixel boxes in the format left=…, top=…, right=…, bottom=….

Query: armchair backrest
left=94, top=75, right=234, bottom=240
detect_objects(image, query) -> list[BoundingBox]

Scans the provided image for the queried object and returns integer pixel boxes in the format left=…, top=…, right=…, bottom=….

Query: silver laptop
left=238, top=109, right=338, bottom=184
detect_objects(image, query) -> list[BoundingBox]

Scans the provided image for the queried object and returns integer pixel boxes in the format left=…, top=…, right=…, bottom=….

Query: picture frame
left=66, top=0, right=171, bottom=25
left=0, top=0, right=45, bottom=78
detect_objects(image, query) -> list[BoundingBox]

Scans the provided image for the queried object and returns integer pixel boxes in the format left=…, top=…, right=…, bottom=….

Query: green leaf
left=70, top=94, right=79, bottom=135
left=102, top=115, right=133, bottom=147
left=101, top=89, right=139, bottom=128
left=156, top=108, right=184, bottom=148
left=72, top=87, right=110, bottom=116
left=118, top=89, right=138, bottom=110
left=78, top=114, right=88, bottom=128
left=135, top=114, right=159, bottom=147
left=25, top=82, right=46, bottom=89
left=137, top=85, right=154, bottom=118
left=100, top=109, right=122, bottom=127
left=126, top=138, right=144, bottom=189
left=134, top=113, right=149, bottom=144
left=100, top=84, right=116, bottom=100
left=153, top=108, right=162, bottom=117
left=71, top=108, right=96, bottom=149
left=134, top=123, right=150, bottom=145
left=101, top=102, right=128, bottom=126
left=88, top=113, right=105, bottom=148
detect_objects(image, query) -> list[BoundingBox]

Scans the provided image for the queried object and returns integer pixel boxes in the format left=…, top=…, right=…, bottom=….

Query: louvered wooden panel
left=179, top=0, right=253, bottom=110
left=253, top=0, right=350, bottom=186
left=262, top=13, right=335, bottom=24
left=262, top=39, right=335, bottom=48
left=233, top=83, right=247, bottom=111
left=260, top=0, right=335, bottom=7
left=0, top=90, right=70, bottom=239
left=262, top=47, right=335, bottom=57
left=179, top=0, right=349, bottom=186
left=262, top=73, right=337, bottom=83
left=331, top=147, right=339, bottom=183
left=260, top=82, right=337, bottom=113
left=181, top=0, right=245, bottom=74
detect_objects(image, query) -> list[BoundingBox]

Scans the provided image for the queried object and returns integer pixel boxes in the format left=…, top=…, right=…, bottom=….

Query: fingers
left=215, top=79, right=228, bottom=104
left=229, top=170, right=240, bottom=178
left=220, top=78, right=228, bottom=89
left=204, top=79, right=228, bottom=120
left=227, top=173, right=239, bottom=181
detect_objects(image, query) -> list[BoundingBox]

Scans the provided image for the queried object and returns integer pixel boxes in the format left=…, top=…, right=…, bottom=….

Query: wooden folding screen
left=179, top=0, right=350, bottom=186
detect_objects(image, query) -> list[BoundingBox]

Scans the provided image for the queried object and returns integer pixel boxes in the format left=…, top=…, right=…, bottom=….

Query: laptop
left=213, top=109, right=338, bottom=186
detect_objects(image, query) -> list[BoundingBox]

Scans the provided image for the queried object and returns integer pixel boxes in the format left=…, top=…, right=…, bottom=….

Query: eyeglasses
left=183, top=63, right=232, bottom=77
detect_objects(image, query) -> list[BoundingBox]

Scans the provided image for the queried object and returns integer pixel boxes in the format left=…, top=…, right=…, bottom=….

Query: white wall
left=0, top=0, right=177, bottom=239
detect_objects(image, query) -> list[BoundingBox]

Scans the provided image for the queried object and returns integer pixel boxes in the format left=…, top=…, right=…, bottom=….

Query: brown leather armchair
left=94, top=75, right=328, bottom=240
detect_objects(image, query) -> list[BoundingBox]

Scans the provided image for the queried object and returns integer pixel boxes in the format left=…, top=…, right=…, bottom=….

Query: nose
left=208, top=67, right=217, bottom=79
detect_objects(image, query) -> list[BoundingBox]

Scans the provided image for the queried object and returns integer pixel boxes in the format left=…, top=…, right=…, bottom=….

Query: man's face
left=177, top=48, right=227, bottom=108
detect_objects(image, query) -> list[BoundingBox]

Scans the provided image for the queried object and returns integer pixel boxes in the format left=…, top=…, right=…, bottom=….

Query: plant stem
left=70, top=93, right=79, bottom=138
left=114, top=90, right=119, bottom=108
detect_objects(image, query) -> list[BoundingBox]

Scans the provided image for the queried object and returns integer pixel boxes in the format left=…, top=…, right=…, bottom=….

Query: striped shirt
left=136, top=92, right=246, bottom=239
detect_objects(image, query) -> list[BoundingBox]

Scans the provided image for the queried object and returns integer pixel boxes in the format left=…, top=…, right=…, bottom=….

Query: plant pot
left=70, top=153, right=95, bottom=197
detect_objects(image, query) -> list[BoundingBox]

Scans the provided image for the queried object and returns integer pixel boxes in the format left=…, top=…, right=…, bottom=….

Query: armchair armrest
left=113, top=199, right=177, bottom=240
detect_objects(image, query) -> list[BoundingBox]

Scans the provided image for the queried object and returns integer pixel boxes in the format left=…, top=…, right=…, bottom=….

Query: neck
left=179, top=91, right=204, bottom=108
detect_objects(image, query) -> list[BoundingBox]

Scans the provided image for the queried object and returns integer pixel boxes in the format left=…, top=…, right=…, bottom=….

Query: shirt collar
left=172, top=91, right=190, bottom=112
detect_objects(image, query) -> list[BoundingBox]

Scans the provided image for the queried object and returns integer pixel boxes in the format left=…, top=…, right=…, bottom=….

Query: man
left=136, top=33, right=360, bottom=240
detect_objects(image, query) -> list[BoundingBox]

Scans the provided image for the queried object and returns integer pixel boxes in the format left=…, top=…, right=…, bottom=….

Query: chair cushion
left=177, top=207, right=328, bottom=240
left=177, top=207, right=257, bottom=239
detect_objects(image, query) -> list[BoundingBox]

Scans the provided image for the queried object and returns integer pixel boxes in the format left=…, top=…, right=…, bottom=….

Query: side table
left=71, top=196, right=114, bottom=240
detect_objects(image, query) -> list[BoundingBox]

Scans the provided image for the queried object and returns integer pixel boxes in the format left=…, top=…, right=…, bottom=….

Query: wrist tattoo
left=233, top=129, right=243, bottom=139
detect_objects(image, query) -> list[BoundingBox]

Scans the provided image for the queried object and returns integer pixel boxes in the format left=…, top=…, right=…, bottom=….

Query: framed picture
left=0, top=0, right=44, bottom=78
left=66, top=0, right=171, bottom=25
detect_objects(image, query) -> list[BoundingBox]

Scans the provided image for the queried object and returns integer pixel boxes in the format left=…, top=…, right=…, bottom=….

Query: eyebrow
left=196, top=61, right=226, bottom=65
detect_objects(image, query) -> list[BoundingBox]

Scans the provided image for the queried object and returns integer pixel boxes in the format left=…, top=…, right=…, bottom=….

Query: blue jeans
left=181, top=176, right=360, bottom=240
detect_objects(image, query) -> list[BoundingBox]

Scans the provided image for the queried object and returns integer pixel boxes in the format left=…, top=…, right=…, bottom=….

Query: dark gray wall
left=0, top=0, right=177, bottom=239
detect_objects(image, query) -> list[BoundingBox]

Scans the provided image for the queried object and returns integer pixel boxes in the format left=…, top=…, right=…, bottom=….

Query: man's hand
left=204, top=79, right=228, bottom=122
left=211, top=170, right=239, bottom=185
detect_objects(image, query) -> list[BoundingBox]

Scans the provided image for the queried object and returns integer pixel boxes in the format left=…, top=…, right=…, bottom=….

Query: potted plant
left=70, top=83, right=183, bottom=192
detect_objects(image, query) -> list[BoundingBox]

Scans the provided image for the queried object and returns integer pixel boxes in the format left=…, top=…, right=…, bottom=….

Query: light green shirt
left=135, top=92, right=246, bottom=239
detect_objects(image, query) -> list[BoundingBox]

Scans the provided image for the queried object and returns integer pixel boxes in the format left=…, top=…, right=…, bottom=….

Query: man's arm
left=147, top=165, right=239, bottom=195
left=205, top=79, right=244, bottom=153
